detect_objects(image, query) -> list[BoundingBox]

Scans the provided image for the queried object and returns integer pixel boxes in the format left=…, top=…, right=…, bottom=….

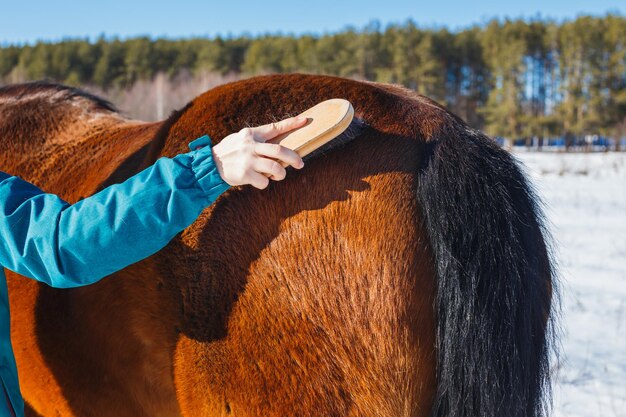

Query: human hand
left=211, top=116, right=307, bottom=189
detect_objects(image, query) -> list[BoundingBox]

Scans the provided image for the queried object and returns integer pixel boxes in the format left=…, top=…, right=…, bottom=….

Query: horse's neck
left=1, top=115, right=114, bottom=167
left=1, top=97, right=104, bottom=163
left=1, top=114, right=163, bottom=203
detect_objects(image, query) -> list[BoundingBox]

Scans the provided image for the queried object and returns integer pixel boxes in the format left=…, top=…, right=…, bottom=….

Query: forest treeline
left=1, top=14, right=625, bottom=143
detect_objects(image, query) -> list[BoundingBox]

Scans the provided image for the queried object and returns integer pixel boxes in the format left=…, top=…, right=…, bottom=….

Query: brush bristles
left=301, top=117, right=368, bottom=163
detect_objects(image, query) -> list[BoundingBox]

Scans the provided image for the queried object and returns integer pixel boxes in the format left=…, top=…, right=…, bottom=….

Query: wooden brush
left=268, top=98, right=355, bottom=167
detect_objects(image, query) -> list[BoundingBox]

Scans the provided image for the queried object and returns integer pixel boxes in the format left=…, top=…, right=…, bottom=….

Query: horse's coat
left=0, top=74, right=556, bottom=417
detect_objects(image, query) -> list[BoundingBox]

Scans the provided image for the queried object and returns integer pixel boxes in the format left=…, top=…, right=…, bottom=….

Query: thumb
left=251, top=116, right=308, bottom=141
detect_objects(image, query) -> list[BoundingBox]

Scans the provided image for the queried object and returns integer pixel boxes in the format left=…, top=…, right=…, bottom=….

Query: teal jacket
left=0, top=135, right=229, bottom=416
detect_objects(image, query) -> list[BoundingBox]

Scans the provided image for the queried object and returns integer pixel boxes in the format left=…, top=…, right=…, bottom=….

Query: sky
left=0, top=0, right=623, bottom=45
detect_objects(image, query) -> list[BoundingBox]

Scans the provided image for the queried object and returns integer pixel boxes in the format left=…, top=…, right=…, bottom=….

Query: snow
left=512, top=151, right=626, bottom=417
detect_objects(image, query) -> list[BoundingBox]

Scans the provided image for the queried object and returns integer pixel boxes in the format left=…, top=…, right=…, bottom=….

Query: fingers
left=248, top=171, right=271, bottom=190
left=216, top=116, right=308, bottom=189
left=253, top=158, right=287, bottom=181
left=251, top=116, right=308, bottom=141
left=254, top=142, right=304, bottom=169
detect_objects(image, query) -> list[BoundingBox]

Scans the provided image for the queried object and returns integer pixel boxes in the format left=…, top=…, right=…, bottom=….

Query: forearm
left=0, top=141, right=229, bottom=287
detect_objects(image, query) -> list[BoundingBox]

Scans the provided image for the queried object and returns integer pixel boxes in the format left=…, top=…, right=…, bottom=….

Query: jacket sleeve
left=0, top=135, right=230, bottom=288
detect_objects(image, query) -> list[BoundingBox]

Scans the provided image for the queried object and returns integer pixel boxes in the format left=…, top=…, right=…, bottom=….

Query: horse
left=0, top=74, right=556, bottom=417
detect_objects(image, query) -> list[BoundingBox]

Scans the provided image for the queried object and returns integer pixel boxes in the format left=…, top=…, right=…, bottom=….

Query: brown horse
left=0, top=74, right=556, bottom=417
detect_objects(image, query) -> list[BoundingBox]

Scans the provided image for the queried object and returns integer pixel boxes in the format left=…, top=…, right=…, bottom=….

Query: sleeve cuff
left=188, top=135, right=212, bottom=151
left=187, top=135, right=231, bottom=202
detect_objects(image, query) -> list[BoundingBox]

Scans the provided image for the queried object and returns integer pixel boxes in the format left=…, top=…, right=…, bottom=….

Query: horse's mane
left=0, top=81, right=116, bottom=113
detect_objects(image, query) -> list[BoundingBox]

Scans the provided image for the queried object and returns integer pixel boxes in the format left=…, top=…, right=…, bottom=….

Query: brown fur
left=1, top=75, right=444, bottom=416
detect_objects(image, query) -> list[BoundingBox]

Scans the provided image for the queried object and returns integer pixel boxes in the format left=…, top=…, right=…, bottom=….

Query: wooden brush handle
left=265, top=99, right=354, bottom=173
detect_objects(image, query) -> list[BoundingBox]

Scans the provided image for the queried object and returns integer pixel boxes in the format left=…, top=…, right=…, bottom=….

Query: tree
left=1, top=14, right=625, bottom=147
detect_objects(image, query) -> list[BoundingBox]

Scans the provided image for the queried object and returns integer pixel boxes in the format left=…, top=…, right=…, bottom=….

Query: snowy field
left=513, top=151, right=626, bottom=417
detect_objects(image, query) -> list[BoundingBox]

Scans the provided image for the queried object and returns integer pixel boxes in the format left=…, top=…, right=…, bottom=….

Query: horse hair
left=0, top=81, right=116, bottom=113
left=416, top=121, right=558, bottom=417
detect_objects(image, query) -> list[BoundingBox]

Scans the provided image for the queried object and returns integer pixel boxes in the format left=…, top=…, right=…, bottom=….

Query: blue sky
left=1, top=0, right=623, bottom=45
